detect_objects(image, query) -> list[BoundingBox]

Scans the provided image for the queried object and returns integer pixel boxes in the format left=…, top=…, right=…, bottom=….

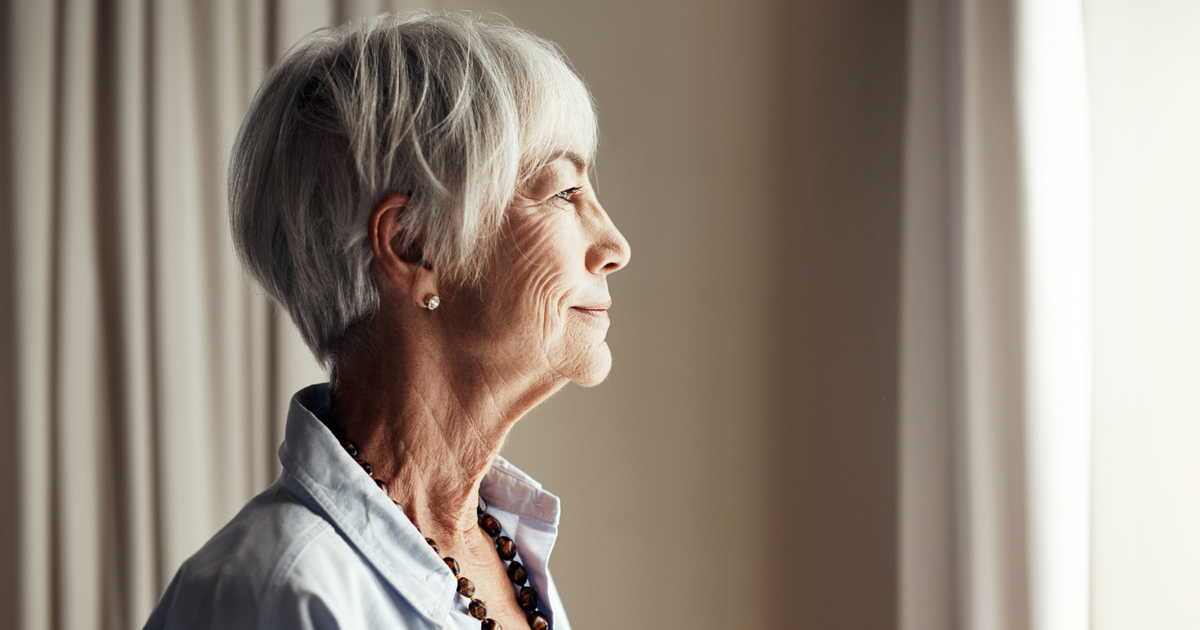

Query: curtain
left=0, top=2, right=418, bottom=628
left=898, top=1, right=1093, bottom=630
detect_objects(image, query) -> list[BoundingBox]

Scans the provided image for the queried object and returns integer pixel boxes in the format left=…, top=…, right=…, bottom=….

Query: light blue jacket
left=145, top=384, right=571, bottom=629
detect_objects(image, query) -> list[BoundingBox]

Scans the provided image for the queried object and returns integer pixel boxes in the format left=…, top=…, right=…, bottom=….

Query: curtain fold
left=0, top=1, right=419, bottom=628
left=899, top=1, right=1093, bottom=630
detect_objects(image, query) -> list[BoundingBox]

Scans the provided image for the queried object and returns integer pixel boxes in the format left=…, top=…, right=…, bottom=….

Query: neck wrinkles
left=327, top=322, right=566, bottom=546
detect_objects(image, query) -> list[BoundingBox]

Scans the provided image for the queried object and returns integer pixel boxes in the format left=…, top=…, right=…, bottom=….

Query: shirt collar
left=277, top=383, right=560, bottom=624
left=481, top=452, right=561, bottom=527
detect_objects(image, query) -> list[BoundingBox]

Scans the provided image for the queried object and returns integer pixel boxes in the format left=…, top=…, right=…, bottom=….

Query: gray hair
left=229, top=12, right=597, bottom=367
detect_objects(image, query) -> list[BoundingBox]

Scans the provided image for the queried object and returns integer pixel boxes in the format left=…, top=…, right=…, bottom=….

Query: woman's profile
left=145, top=12, right=630, bottom=629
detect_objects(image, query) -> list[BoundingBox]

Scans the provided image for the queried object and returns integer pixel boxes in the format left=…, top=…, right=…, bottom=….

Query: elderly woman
left=145, top=12, right=629, bottom=630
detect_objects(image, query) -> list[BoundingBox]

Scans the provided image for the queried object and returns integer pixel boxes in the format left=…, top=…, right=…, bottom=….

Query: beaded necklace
left=318, top=415, right=551, bottom=630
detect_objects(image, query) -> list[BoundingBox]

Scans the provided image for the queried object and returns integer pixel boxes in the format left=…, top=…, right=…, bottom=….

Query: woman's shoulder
left=143, top=480, right=360, bottom=629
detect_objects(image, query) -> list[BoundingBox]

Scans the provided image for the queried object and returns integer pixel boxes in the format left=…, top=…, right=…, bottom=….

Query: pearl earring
left=423, top=294, right=440, bottom=310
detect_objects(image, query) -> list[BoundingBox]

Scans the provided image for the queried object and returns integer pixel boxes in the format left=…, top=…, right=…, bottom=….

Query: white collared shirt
left=145, top=384, right=571, bottom=630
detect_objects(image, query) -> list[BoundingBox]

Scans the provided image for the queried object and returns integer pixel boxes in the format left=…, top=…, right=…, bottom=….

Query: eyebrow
left=549, top=151, right=587, bottom=174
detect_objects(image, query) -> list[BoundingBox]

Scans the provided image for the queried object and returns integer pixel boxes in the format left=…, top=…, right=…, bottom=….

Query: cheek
left=466, top=209, right=607, bottom=382
left=490, top=216, right=578, bottom=340
left=512, top=220, right=578, bottom=311
left=509, top=221, right=610, bottom=380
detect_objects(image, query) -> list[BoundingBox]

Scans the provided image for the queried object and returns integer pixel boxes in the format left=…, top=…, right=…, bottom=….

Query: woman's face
left=444, top=147, right=631, bottom=387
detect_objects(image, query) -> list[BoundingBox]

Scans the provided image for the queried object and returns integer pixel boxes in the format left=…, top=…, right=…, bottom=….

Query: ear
left=368, top=193, right=439, bottom=307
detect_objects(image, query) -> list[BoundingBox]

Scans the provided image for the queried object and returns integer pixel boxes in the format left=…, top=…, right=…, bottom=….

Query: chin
left=569, top=342, right=613, bottom=387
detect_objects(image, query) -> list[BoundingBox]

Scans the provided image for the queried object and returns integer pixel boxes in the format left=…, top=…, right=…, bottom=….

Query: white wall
left=1087, top=2, right=1200, bottom=627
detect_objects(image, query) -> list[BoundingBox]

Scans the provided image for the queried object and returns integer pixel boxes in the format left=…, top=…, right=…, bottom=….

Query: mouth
left=571, top=301, right=612, bottom=322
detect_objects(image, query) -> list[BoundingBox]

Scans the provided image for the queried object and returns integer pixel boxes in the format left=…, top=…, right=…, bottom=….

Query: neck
left=328, top=321, right=566, bottom=547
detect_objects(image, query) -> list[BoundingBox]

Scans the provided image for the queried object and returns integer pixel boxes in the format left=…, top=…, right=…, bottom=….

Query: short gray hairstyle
left=229, top=12, right=597, bottom=367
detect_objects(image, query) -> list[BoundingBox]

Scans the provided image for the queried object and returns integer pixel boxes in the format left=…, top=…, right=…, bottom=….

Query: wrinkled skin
left=329, top=146, right=629, bottom=630
left=438, top=150, right=629, bottom=389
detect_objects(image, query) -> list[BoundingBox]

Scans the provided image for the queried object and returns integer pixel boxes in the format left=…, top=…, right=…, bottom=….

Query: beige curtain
left=0, top=2, right=418, bottom=628
left=899, top=1, right=1093, bottom=630
left=899, top=1, right=1031, bottom=628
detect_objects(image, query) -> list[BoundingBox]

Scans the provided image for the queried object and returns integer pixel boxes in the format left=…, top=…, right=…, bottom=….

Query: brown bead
left=518, top=586, right=538, bottom=611
left=528, top=612, right=549, bottom=630
left=481, top=619, right=501, bottom=630
left=506, top=560, right=527, bottom=585
left=479, top=514, right=502, bottom=537
left=457, top=576, right=475, bottom=597
left=477, top=496, right=488, bottom=515
left=342, top=441, right=358, bottom=457
left=443, top=557, right=460, bottom=576
left=468, top=599, right=487, bottom=620
left=495, top=536, right=516, bottom=561
left=426, top=538, right=439, bottom=554
left=358, top=460, right=373, bottom=476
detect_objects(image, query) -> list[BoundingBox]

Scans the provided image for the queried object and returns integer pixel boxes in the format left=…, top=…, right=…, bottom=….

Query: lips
left=570, top=300, right=611, bottom=320
left=572, top=300, right=611, bottom=311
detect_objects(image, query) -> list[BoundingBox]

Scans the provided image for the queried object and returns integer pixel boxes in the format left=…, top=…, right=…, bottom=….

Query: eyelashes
left=554, top=186, right=583, bottom=203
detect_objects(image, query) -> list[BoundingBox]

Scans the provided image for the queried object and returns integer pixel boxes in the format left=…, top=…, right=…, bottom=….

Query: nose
left=586, top=203, right=632, bottom=275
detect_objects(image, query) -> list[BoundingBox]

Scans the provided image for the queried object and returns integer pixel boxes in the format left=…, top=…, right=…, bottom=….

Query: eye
left=553, top=186, right=583, bottom=204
